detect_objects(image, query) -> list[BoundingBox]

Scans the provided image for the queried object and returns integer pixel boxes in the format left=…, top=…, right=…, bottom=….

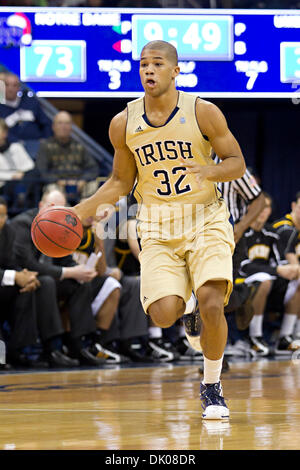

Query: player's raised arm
left=181, top=100, right=246, bottom=186
left=73, top=109, right=137, bottom=221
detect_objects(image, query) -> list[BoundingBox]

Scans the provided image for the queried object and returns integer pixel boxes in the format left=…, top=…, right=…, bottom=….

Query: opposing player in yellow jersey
left=73, top=40, right=246, bottom=419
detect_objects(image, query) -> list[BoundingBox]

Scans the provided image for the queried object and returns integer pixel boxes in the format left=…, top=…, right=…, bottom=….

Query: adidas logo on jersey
left=135, top=125, right=144, bottom=133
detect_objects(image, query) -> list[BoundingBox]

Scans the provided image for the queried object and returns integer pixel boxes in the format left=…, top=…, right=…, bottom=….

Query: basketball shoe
left=93, top=342, right=130, bottom=364
left=147, top=337, right=181, bottom=362
left=275, top=336, right=300, bottom=355
left=200, top=381, right=229, bottom=420
left=248, top=336, right=270, bottom=356
left=182, top=293, right=202, bottom=352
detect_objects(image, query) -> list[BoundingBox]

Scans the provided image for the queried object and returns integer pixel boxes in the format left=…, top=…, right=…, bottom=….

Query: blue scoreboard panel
left=0, top=7, right=300, bottom=98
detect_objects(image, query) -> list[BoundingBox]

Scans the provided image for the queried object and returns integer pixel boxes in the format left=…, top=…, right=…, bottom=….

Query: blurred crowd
left=0, top=70, right=300, bottom=373
left=1, top=0, right=300, bottom=10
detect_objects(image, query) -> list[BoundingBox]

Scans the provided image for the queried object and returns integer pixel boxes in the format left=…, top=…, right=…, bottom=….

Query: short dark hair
left=141, top=40, right=178, bottom=65
left=0, top=196, right=7, bottom=207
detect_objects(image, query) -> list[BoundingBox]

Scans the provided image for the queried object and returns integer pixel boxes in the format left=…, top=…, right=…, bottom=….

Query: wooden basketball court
left=0, top=358, right=300, bottom=450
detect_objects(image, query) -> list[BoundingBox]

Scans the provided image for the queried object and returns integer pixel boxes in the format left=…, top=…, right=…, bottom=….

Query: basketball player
left=73, top=40, right=246, bottom=419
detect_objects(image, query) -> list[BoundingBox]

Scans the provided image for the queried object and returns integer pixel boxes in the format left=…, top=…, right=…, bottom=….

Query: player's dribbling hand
left=179, top=157, right=212, bottom=189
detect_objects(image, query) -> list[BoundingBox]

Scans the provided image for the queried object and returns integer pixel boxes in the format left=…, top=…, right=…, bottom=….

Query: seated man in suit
left=10, top=187, right=107, bottom=366
left=0, top=196, right=79, bottom=368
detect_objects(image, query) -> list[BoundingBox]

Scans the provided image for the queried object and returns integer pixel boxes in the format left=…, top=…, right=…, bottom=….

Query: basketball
left=31, top=206, right=83, bottom=258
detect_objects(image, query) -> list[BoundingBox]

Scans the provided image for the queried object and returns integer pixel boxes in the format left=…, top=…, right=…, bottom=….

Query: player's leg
left=139, top=238, right=192, bottom=329
left=148, top=295, right=185, bottom=328
left=197, top=280, right=228, bottom=360
left=196, top=280, right=230, bottom=420
left=187, top=200, right=234, bottom=420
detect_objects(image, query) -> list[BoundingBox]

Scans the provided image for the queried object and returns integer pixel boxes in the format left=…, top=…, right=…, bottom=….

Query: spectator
left=238, top=193, right=300, bottom=356
left=0, top=118, right=39, bottom=211
left=271, top=192, right=300, bottom=352
left=0, top=196, right=79, bottom=369
left=36, top=111, right=99, bottom=204
left=10, top=187, right=107, bottom=366
left=0, top=72, right=52, bottom=157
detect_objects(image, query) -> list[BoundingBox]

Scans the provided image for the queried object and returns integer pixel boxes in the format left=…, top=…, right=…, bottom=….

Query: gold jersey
left=126, top=90, right=221, bottom=238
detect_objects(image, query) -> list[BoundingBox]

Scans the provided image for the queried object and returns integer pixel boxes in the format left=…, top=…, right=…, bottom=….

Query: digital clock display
left=0, top=7, right=300, bottom=98
left=280, top=42, right=300, bottom=83
left=132, top=15, right=233, bottom=61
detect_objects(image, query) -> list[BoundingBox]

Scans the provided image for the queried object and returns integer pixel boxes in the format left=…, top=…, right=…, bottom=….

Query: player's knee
left=198, top=296, right=224, bottom=328
left=148, top=297, right=183, bottom=328
left=200, top=307, right=224, bottom=329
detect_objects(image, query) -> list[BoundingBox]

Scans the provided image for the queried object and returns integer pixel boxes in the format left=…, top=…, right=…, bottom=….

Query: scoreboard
left=0, top=7, right=300, bottom=98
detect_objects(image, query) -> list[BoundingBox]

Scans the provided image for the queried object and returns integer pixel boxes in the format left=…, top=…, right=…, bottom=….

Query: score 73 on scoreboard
left=20, top=40, right=86, bottom=82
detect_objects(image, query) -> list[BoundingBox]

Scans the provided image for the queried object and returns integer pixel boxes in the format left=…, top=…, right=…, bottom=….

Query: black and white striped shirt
left=214, top=156, right=262, bottom=223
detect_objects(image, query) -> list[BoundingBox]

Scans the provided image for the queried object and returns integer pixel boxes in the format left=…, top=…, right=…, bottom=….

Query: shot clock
left=132, top=15, right=233, bottom=61
left=280, top=42, right=300, bottom=83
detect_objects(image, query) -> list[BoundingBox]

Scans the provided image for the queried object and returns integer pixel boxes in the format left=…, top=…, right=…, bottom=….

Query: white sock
left=148, top=327, right=162, bottom=339
left=280, top=314, right=297, bottom=337
left=184, top=293, right=196, bottom=315
left=203, top=355, right=224, bottom=384
left=249, top=315, right=263, bottom=337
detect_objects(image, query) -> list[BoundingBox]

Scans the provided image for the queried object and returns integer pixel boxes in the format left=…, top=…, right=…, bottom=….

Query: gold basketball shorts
left=138, top=199, right=235, bottom=314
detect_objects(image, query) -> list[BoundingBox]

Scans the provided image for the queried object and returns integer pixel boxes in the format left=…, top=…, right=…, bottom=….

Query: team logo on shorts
left=143, top=296, right=148, bottom=303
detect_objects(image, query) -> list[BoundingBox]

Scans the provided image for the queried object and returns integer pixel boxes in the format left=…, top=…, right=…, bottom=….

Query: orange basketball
left=31, top=207, right=83, bottom=258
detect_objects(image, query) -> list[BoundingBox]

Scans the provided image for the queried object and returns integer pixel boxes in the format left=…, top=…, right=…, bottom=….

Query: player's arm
left=73, top=109, right=137, bottom=221
left=180, top=100, right=246, bottom=185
